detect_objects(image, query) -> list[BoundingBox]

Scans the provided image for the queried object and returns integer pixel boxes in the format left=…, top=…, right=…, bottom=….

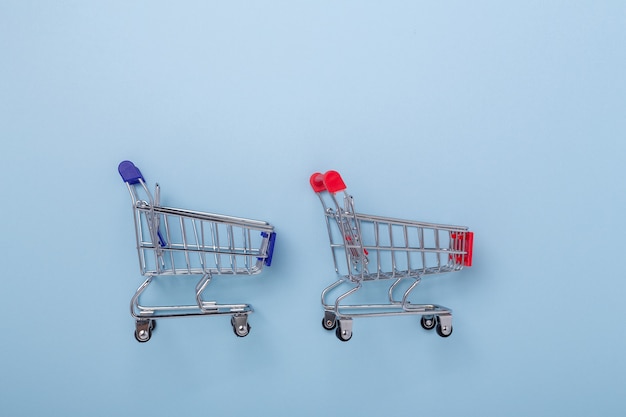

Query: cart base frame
left=130, top=274, right=253, bottom=342
left=321, top=277, right=454, bottom=341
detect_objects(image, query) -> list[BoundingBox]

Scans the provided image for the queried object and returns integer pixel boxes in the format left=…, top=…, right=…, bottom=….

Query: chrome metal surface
left=314, top=176, right=472, bottom=340
left=122, top=166, right=274, bottom=341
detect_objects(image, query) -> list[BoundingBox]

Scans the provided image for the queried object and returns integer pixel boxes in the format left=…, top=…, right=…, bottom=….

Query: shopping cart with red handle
left=310, top=170, right=473, bottom=341
left=119, top=161, right=276, bottom=342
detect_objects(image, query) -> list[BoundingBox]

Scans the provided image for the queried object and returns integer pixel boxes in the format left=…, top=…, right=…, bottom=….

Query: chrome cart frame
left=310, top=170, right=473, bottom=342
left=119, top=161, right=276, bottom=342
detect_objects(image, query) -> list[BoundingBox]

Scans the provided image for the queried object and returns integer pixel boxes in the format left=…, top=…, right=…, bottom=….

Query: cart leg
left=321, top=279, right=344, bottom=310
left=196, top=273, right=219, bottom=312
left=387, top=276, right=422, bottom=307
left=335, top=318, right=353, bottom=342
left=334, top=282, right=362, bottom=312
left=231, top=314, right=251, bottom=338
left=322, top=311, right=337, bottom=330
left=387, top=278, right=404, bottom=304
left=400, top=277, right=422, bottom=307
left=130, top=276, right=154, bottom=318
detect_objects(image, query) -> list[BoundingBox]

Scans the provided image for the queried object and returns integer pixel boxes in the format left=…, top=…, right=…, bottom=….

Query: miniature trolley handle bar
left=118, top=160, right=145, bottom=184
left=309, top=170, right=347, bottom=194
left=118, top=160, right=166, bottom=246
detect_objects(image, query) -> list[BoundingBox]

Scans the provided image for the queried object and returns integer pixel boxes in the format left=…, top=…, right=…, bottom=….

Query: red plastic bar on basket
left=450, top=232, right=474, bottom=267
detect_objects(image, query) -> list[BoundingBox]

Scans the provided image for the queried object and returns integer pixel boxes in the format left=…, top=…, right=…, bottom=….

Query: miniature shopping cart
left=310, top=170, right=473, bottom=342
left=119, top=161, right=276, bottom=342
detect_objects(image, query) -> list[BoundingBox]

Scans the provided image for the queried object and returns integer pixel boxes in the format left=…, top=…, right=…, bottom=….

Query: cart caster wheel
left=335, top=326, right=352, bottom=342
left=134, top=328, right=152, bottom=343
left=233, top=323, right=251, bottom=337
left=231, top=315, right=251, bottom=338
left=134, top=320, right=153, bottom=343
left=322, top=316, right=337, bottom=331
left=436, top=322, right=453, bottom=338
left=420, top=316, right=436, bottom=330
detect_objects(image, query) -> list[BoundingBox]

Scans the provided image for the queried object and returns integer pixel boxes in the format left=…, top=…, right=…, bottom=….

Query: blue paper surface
left=1, top=1, right=625, bottom=416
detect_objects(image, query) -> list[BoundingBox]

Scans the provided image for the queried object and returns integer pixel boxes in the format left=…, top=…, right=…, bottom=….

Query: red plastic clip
left=464, top=232, right=473, bottom=267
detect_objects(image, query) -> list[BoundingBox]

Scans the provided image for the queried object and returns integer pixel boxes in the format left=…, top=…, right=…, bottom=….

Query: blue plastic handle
left=118, top=160, right=144, bottom=184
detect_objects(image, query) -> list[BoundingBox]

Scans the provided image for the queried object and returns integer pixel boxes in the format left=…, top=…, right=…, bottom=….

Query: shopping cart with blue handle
left=310, top=170, right=473, bottom=341
left=119, top=161, right=276, bottom=342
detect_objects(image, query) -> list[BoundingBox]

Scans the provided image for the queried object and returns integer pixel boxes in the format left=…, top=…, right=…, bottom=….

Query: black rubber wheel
left=420, top=316, right=436, bottom=330
left=335, top=326, right=352, bottom=342
left=436, top=323, right=453, bottom=338
left=150, top=320, right=156, bottom=331
left=322, top=317, right=336, bottom=331
left=233, top=323, right=251, bottom=338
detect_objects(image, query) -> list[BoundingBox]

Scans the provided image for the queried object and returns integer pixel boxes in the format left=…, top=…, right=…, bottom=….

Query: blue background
left=1, top=1, right=625, bottom=415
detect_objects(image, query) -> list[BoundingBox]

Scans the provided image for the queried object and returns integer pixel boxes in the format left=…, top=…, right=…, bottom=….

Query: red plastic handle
left=323, top=170, right=346, bottom=193
left=310, top=170, right=347, bottom=194
left=310, top=172, right=326, bottom=193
